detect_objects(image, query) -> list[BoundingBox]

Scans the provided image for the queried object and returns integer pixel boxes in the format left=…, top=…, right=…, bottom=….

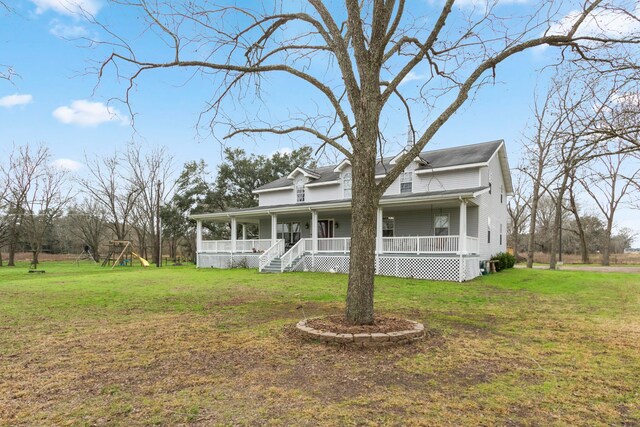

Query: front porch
left=193, top=196, right=483, bottom=282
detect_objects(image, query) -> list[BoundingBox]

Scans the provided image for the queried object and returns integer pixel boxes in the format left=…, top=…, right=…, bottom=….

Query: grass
left=1, top=262, right=639, bottom=426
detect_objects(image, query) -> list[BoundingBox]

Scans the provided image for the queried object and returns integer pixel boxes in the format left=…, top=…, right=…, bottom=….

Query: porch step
left=261, top=255, right=305, bottom=273
left=261, top=258, right=282, bottom=273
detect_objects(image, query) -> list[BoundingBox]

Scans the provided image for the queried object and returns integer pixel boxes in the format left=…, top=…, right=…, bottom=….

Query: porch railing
left=259, top=239, right=285, bottom=271
left=382, top=236, right=459, bottom=254
left=280, top=239, right=306, bottom=272
left=465, top=236, right=479, bottom=254
left=317, top=237, right=351, bottom=253
left=201, top=239, right=271, bottom=253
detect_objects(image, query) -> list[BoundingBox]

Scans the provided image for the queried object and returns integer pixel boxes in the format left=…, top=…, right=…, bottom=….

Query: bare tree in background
left=68, top=200, right=109, bottom=262
left=21, top=162, right=72, bottom=267
left=507, top=172, right=531, bottom=257
left=577, top=150, right=640, bottom=265
left=77, top=153, right=140, bottom=241
left=521, top=87, right=563, bottom=268
left=0, top=145, right=50, bottom=266
left=95, top=0, right=640, bottom=324
left=125, top=145, right=175, bottom=266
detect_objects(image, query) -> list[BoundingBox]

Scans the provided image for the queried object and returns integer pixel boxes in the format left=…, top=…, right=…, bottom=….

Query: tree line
left=508, top=67, right=640, bottom=267
left=0, top=144, right=313, bottom=267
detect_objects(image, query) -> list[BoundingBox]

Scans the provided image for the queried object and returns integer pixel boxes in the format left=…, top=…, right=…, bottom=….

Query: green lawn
left=1, top=263, right=639, bottom=426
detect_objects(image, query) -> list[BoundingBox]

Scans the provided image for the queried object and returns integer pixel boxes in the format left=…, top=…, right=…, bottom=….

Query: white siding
left=477, top=154, right=508, bottom=259
left=259, top=189, right=295, bottom=206
left=306, top=183, right=340, bottom=202
left=413, top=168, right=480, bottom=193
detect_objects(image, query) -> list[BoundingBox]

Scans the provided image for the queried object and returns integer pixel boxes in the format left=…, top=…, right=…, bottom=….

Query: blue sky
left=1, top=0, right=638, bottom=244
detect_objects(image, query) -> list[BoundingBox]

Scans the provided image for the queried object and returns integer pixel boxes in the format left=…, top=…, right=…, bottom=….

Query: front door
left=318, top=219, right=334, bottom=238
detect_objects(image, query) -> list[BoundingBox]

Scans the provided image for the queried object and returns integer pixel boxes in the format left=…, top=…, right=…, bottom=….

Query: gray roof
left=255, top=140, right=503, bottom=192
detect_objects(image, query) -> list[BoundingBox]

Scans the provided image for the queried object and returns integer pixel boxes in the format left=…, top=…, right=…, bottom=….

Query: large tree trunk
left=345, top=124, right=379, bottom=325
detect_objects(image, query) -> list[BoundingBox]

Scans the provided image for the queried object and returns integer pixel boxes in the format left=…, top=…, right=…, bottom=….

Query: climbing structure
left=101, top=240, right=133, bottom=268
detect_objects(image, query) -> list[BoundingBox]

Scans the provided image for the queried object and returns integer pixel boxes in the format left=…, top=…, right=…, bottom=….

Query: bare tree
left=21, top=163, right=72, bottom=267
left=68, top=200, right=109, bottom=262
left=577, top=150, right=640, bottom=265
left=565, top=173, right=590, bottom=263
left=0, top=144, right=50, bottom=266
left=95, top=0, right=640, bottom=324
left=77, top=153, right=140, bottom=241
left=125, top=145, right=175, bottom=265
left=507, top=172, right=531, bottom=257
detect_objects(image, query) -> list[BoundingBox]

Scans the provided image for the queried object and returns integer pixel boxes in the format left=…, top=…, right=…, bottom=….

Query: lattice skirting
left=197, top=253, right=260, bottom=269
left=305, top=255, right=480, bottom=282
left=197, top=253, right=480, bottom=282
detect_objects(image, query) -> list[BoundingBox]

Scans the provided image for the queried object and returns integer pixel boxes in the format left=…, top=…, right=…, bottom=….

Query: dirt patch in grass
left=306, top=315, right=416, bottom=334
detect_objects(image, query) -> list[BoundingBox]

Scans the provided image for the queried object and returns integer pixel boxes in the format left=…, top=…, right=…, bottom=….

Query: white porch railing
left=203, top=236, right=478, bottom=258
left=259, top=239, right=285, bottom=271
left=317, top=237, right=351, bottom=253
left=465, top=236, right=479, bottom=254
left=201, top=239, right=271, bottom=253
left=280, top=239, right=306, bottom=272
left=382, top=236, right=459, bottom=254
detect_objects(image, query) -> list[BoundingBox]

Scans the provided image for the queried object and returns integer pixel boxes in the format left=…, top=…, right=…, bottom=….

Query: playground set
left=101, top=240, right=150, bottom=269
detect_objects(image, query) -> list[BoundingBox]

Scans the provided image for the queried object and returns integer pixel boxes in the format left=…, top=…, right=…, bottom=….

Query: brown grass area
left=3, top=310, right=638, bottom=426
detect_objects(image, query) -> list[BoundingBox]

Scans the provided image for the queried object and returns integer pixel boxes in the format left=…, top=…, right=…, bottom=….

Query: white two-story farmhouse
left=191, top=140, right=512, bottom=282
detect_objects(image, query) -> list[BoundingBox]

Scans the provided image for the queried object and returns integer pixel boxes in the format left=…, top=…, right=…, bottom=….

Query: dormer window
left=343, top=172, right=352, bottom=198
left=296, top=183, right=305, bottom=202
left=400, top=171, right=412, bottom=193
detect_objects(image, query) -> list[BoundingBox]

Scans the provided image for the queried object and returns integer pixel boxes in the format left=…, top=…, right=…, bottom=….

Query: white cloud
left=548, top=5, right=640, bottom=39
left=400, top=71, right=425, bottom=85
left=52, top=158, right=83, bottom=172
left=0, top=94, right=33, bottom=108
left=49, top=20, right=88, bottom=38
left=31, top=0, right=101, bottom=16
left=52, top=100, right=128, bottom=126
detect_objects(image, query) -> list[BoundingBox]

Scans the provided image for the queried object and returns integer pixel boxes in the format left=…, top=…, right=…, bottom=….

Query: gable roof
left=254, top=140, right=506, bottom=193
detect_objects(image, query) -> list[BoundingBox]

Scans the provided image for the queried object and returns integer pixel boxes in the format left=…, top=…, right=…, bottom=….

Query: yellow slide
left=131, top=252, right=150, bottom=268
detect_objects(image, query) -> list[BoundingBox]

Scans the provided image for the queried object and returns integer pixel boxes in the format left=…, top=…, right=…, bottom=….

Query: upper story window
left=434, top=214, right=449, bottom=236
left=296, top=183, right=305, bottom=203
left=343, top=172, right=352, bottom=198
left=500, top=185, right=503, bottom=203
left=400, top=171, right=412, bottom=193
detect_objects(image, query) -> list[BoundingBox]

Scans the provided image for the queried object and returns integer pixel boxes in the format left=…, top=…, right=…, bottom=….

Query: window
left=343, top=172, right=352, bottom=198
left=500, top=185, right=503, bottom=203
left=277, top=222, right=301, bottom=244
left=382, top=217, right=395, bottom=237
left=296, top=183, right=305, bottom=203
left=487, top=217, right=491, bottom=243
left=434, top=214, right=449, bottom=236
left=499, top=223, right=503, bottom=245
left=400, top=171, right=412, bottom=193
left=489, top=171, right=493, bottom=194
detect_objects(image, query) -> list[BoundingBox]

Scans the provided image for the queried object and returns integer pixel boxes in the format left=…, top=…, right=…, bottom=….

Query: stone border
left=296, top=318, right=424, bottom=347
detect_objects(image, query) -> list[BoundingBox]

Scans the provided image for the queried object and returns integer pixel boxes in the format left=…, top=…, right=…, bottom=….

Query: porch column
left=196, top=220, right=202, bottom=253
left=311, top=210, right=318, bottom=254
left=459, top=200, right=467, bottom=254
left=230, top=217, right=237, bottom=253
left=376, top=207, right=383, bottom=254
left=241, top=223, right=247, bottom=240
left=270, top=214, right=278, bottom=246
